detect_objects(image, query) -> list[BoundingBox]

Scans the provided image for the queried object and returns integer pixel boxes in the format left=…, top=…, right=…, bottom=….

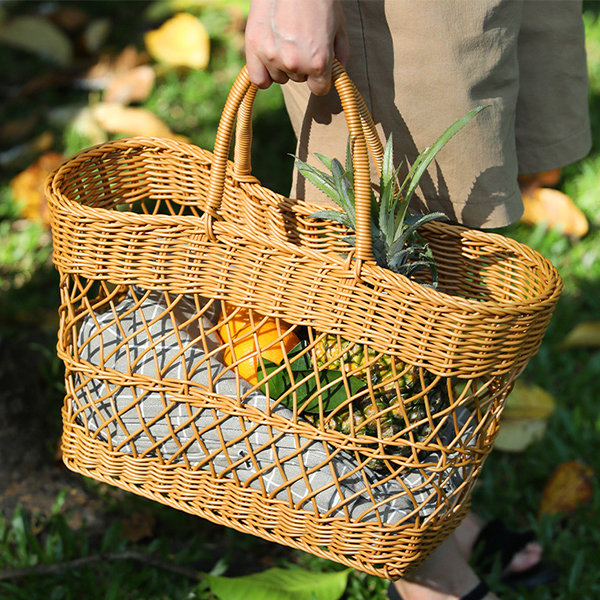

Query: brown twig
left=0, top=550, right=204, bottom=582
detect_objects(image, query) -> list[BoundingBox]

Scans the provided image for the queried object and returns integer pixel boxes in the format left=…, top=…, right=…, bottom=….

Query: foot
left=454, top=513, right=542, bottom=577
left=391, top=534, right=499, bottom=600
left=393, top=580, right=498, bottom=600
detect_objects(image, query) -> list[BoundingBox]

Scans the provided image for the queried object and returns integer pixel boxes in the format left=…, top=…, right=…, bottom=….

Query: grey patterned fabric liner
left=74, top=287, right=475, bottom=525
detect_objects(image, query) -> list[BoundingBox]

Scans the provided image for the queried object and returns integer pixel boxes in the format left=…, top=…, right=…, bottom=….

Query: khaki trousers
left=282, top=0, right=591, bottom=228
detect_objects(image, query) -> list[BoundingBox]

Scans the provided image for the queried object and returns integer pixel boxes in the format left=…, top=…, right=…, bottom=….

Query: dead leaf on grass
left=145, top=12, right=210, bottom=69
left=502, top=380, right=556, bottom=420
left=520, top=187, right=589, bottom=238
left=79, top=46, right=155, bottom=103
left=9, top=151, right=64, bottom=225
left=104, top=65, right=156, bottom=104
left=0, top=15, right=73, bottom=66
left=539, top=461, right=595, bottom=516
left=121, top=510, right=156, bottom=543
left=90, top=102, right=186, bottom=140
left=494, top=381, right=555, bottom=452
left=518, top=168, right=562, bottom=192
left=558, top=322, right=600, bottom=349
left=69, top=106, right=110, bottom=146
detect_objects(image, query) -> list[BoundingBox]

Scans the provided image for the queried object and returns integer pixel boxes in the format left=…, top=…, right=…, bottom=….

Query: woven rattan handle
left=206, top=60, right=380, bottom=263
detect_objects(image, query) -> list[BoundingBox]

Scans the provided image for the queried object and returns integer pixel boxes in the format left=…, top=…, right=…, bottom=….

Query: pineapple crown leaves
left=294, top=105, right=488, bottom=284
left=294, top=139, right=357, bottom=229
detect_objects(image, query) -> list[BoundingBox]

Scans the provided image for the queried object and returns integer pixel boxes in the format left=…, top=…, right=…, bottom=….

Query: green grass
left=0, top=2, right=599, bottom=599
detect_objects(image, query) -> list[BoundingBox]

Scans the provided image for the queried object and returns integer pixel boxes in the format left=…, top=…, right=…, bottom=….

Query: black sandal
left=472, top=518, right=558, bottom=588
left=388, top=580, right=490, bottom=600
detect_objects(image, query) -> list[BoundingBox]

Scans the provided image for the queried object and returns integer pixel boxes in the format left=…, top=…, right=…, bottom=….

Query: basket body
left=47, top=135, right=561, bottom=578
left=47, top=50, right=567, bottom=575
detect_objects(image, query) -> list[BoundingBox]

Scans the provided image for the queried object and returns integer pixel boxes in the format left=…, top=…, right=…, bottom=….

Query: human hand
left=245, top=0, right=350, bottom=95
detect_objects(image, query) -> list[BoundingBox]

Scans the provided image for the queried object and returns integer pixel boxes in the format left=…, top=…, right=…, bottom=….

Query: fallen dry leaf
left=559, top=322, right=600, bottom=349
left=0, top=15, right=73, bottom=67
left=79, top=46, right=154, bottom=104
left=104, top=65, right=156, bottom=104
left=494, top=419, right=549, bottom=453
left=518, top=168, right=562, bottom=192
left=10, top=152, right=64, bottom=225
left=539, top=460, right=595, bottom=516
left=520, top=187, right=589, bottom=238
left=494, top=380, right=555, bottom=452
left=90, top=102, right=185, bottom=140
left=121, top=510, right=156, bottom=543
left=145, top=12, right=210, bottom=69
left=69, top=106, right=109, bottom=146
left=502, top=380, right=556, bottom=420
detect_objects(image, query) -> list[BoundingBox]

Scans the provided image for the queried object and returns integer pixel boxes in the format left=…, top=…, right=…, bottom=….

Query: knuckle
left=281, top=54, right=300, bottom=74
left=309, top=52, right=330, bottom=76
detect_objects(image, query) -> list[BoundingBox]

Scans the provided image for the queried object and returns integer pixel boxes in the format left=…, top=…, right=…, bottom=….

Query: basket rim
left=46, top=136, right=563, bottom=318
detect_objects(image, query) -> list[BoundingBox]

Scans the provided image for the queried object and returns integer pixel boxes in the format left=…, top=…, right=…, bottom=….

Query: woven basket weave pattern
left=47, top=64, right=561, bottom=579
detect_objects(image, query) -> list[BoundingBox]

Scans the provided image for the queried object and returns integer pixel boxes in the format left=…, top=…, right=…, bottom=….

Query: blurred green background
left=0, top=1, right=598, bottom=599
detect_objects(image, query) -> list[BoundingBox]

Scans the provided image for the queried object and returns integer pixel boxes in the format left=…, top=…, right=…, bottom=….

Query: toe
left=504, top=541, right=543, bottom=574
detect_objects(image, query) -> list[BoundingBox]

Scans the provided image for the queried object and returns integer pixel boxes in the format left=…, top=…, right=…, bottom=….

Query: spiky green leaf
left=294, top=158, right=339, bottom=203
left=402, top=105, right=488, bottom=206
left=315, top=152, right=334, bottom=172
left=331, top=159, right=356, bottom=223
left=295, top=105, right=487, bottom=281
left=344, top=138, right=354, bottom=182
left=309, top=210, right=354, bottom=229
left=378, top=136, right=399, bottom=244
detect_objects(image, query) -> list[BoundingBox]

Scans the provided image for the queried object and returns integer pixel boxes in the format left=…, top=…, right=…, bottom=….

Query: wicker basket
left=46, top=63, right=562, bottom=580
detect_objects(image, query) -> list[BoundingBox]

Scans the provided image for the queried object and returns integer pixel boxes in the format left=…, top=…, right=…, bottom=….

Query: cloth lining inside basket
left=73, top=287, right=475, bottom=525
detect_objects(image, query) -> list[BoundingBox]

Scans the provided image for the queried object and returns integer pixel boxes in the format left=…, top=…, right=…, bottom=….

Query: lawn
left=0, top=2, right=598, bottom=599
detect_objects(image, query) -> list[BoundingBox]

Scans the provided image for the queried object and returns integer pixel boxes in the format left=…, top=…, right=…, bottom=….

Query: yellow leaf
left=518, top=168, right=562, bottom=189
left=502, top=380, right=555, bottom=420
left=539, top=461, right=594, bottom=516
left=10, top=152, right=64, bottom=225
left=70, top=107, right=109, bottom=146
left=144, top=12, right=210, bottom=69
left=520, top=187, right=589, bottom=238
left=494, top=419, right=548, bottom=453
left=559, top=322, right=600, bottom=349
left=0, top=15, right=72, bottom=67
left=90, top=103, right=186, bottom=141
left=494, top=381, right=555, bottom=452
left=104, top=66, right=156, bottom=104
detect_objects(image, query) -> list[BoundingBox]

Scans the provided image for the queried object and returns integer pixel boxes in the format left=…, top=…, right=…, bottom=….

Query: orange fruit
left=218, top=307, right=299, bottom=384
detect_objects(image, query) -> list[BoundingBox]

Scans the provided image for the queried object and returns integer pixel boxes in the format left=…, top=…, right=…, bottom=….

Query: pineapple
left=295, top=107, right=486, bottom=468
left=311, top=333, right=443, bottom=467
